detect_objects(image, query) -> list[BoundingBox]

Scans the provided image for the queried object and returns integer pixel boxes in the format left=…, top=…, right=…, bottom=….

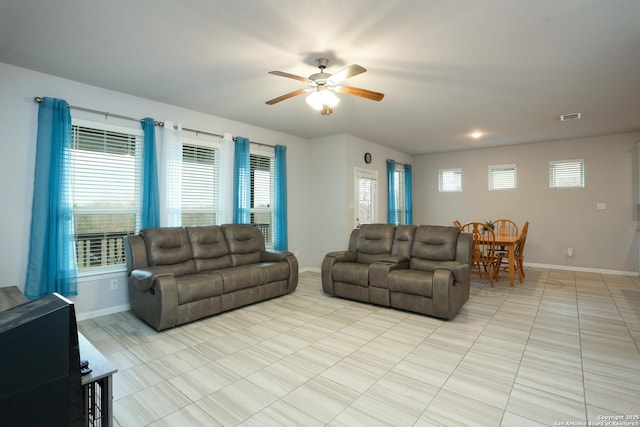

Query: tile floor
left=78, top=269, right=640, bottom=426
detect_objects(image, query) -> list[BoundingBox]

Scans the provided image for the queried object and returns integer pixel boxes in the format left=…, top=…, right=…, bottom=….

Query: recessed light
left=470, top=131, right=483, bottom=139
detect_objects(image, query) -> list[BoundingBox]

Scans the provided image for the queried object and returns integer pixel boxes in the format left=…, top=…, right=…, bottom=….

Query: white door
left=354, top=168, right=378, bottom=228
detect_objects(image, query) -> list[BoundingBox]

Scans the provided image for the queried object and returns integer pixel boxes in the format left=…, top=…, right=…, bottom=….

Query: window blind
left=70, top=124, right=142, bottom=269
left=395, top=164, right=407, bottom=225
left=182, top=143, right=219, bottom=226
left=439, top=169, right=462, bottom=192
left=250, top=153, right=275, bottom=247
left=488, top=164, right=517, bottom=190
left=549, top=160, right=585, bottom=188
left=358, top=176, right=377, bottom=224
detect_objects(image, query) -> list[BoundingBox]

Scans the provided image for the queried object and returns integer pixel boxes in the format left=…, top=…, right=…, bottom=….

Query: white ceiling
left=1, top=0, right=639, bottom=154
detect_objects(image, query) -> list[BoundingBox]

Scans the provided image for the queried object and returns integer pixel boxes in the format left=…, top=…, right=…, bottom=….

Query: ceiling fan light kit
left=266, top=58, right=384, bottom=115
left=305, top=87, right=340, bottom=111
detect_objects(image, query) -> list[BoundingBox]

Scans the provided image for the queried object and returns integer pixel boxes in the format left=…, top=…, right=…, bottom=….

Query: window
left=549, top=159, right=585, bottom=188
left=181, top=142, right=220, bottom=226
left=250, top=151, right=275, bottom=248
left=439, top=168, right=462, bottom=192
left=70, top=123, right=142, bottom=270
left=488, top=164, right=517, bottom=190
left=395, top=164, right=407, bottom=225
left=355, top=168, right=378, bottom=227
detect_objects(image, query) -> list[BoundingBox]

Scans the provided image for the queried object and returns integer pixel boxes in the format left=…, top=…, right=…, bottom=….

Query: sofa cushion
left=391, top=225, right=417, bottom=259
left=177, top=272, right=224, bottom=304
left=256, top=261, right=290, bottom=284
left=222, top=224, right=264, bottom=266
left=356, top=224, right=396, bottom=264
left=218, top=265, right=262, bottom=292
left=411, top=225, right=459, bottom=263
left=388, top=269, right=435, bottom=298
left=186, top=226, right=233, bottom=271
left=332, top=262, right=369, bottom=287
left=141, top=227, right=194, bottom=267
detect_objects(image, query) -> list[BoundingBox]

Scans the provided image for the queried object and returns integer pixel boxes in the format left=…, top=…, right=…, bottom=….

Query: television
left=0, top=293, right=83, bottom=427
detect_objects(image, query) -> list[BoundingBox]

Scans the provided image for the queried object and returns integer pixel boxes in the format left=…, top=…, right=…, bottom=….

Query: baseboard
left=524, top=262, right=639, bottom=277
left=75, top=303, right=131, bottom=321
left=301, top=267, right=321, bottom=273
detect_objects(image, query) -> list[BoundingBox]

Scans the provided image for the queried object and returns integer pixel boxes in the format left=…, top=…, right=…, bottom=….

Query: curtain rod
left=33, top=97, right=274, bottom=148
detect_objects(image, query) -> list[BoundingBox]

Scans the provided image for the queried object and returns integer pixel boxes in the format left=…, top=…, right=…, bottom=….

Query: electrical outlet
left=567, top=247, right=573, bottom=257
left=110, top=279, right=118, bottom=290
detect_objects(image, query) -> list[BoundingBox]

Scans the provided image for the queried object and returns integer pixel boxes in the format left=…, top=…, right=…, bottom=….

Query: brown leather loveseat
left=125, top=224, right=298, bottom=331
left=322, top=224, right=471, bottom=319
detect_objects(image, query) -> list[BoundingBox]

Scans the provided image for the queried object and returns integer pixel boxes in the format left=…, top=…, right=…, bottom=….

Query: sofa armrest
left=260, top=250, right=292, bottom=262
left=431, top=267, right=471, bottom=319
left=434, top=261, right=471, bottom=285
left=258, top=250, right=298, bottom=293
left=455, top=232, right=473, bottom=265
left=322, top=251, right=356, bottom=295
left=369, top=259, right=409, bottom=288
left=129, top=267, right=174, bottom=292
left=324, top=250, right=357, bottom=263
left=124, top=235, right=148, bottom=274
left=376, top=254, right=409, bottom=265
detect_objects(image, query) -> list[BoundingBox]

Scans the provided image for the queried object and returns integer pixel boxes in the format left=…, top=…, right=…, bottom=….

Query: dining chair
left=461, top=222, right=498, bottom=286
left=493, top=219, right=518, bottom=237
left=496, top=221, right=529, bottom=283
left=492, top=218, right=519, bottom=261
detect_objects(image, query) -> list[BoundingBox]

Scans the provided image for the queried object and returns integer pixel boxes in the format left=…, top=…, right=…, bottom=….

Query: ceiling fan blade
left=327, top=64, right=366, bottom=85
left=268, top=70, right=311, bottom=83
left=265, top=89, right=308, bottom=105
left=335, top=86, right=385, bottom=101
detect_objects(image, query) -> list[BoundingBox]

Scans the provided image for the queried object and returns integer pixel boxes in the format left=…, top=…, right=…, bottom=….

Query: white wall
left=305, top=133, right=412, bottom=268
left=0, top=62, right=312, bottom=318
left=2, top=60, right=637, bottom=319
left=413, top=133, right=640, bottom=273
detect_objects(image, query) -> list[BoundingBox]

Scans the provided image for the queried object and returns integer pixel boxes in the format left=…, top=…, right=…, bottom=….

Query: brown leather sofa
left=124, top=224, right=298, bottom=331
left=322, top=224, right=472, bottom=319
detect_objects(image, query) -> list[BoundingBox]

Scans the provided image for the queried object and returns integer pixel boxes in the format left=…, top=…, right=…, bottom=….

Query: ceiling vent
left=560, top=112, right=581, bottom=121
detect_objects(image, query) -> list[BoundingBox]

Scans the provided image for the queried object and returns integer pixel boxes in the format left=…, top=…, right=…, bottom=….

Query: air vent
left=560, top=112, right=581, bottom=121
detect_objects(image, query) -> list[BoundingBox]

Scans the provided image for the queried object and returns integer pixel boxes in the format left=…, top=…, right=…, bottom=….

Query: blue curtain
left=25, top=97, right=77, bottom=299
left=141, top=118, right=160, bottom=228
left=387, top=159, right=397, bottom=225
left=274, top=145, right=288, bottom=250
left=405, top=164, right=413, bottom=224
left=233, top=137, right=251, bottom=224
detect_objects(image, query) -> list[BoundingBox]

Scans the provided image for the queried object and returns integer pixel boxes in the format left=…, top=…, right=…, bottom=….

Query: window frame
left=438, top=168, right=463, bottom=192
left=394, top=163, right=407, bottom=225
left=180, top=137, right=221, bottom=227
left=250, top=145, right=275, bottom=249
left=354, top=167, right=378, bottom=227
left=70, top=119, right=143, bottom=274
left=488, top=164, right=517, bottom=191
left=549, top=159, right=585, bottom=189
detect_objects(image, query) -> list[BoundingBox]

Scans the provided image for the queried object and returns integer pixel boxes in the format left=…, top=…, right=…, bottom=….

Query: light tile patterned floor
left=78, top=269, right=640, bottom=426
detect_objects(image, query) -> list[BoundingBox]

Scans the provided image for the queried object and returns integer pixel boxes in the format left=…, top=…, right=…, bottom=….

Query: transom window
left=488, top=164, right=517, bottom=190
left=439, top=168, right=462, bottom=192
left=549, top=159, right=585, bottom=188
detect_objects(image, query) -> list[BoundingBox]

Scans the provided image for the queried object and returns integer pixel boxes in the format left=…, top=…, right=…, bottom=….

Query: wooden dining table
left=493, top=232, right=520, bottom=286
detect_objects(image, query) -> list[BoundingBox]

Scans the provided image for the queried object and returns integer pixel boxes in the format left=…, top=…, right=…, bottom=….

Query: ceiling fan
left=265, top=58, right=385, bottom=115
